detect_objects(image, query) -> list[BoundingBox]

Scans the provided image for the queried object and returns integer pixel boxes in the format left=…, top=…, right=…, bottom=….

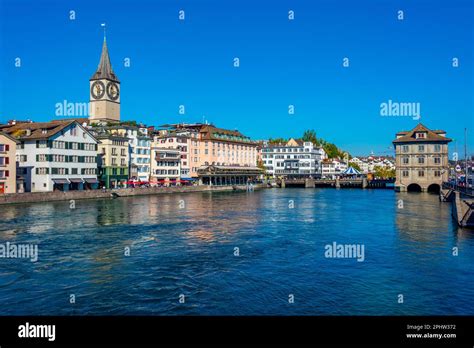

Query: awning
left=69, top=178, right=83, bottom=183
left=342, top=166, right=361, bottom=175
left=52, top=179, right=69, bottom=184
left=84, top=178, right=98, bottom=184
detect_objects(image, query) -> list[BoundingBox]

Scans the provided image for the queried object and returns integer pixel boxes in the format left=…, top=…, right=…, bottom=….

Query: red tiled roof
left=393, top=123, right=451, bottom=144
left=1, top=121, right=74, bottom=140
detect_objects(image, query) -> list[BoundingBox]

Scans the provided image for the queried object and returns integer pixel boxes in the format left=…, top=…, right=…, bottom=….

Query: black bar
left=0, top=316, right=473, bottom=345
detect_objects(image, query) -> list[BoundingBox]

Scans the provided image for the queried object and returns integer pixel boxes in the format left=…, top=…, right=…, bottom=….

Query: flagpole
left=101, top=23, right=106, bottom=42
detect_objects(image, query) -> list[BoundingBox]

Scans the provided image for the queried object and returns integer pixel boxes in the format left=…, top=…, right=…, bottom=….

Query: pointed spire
left=90, top=33, right=119, bottom=82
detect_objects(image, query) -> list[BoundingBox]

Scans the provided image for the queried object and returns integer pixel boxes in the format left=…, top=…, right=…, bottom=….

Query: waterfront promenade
left=0, top=184, right=265, bottom=205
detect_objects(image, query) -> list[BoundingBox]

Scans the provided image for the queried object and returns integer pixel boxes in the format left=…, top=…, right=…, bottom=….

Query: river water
left=0, top=188, right=473, bottom=315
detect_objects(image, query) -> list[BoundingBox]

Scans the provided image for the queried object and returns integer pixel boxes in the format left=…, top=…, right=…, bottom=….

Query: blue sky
left=0, top=0, right=472, bottom=156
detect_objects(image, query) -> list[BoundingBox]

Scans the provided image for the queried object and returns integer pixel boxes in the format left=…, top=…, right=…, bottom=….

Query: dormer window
left=41, top=129, right=47, bottom=134
left=416, top=132, right=426, bottom=139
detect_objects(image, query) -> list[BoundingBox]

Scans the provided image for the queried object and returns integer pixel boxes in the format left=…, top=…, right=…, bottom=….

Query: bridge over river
left=277, top=178, right=395, bottom=189
left=440, top=182, right=474, bottom=228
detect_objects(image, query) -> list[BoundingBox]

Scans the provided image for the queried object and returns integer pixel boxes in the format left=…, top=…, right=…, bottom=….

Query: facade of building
left=89, top=38, right=121, bottom=123
left=393, top=123, right=451, bottom=192
left=150, top=147, right=181, bottom=185
left=156, top=124, right=260, bottom=183
left=261, top=139, right=326, bottom=178
left=321, top=158, right=348, bottom=178
left=1, top=121, right=99, bottom=192
left=96, top=133, right=129, bottom=188
left=152, top=131, right=197, bottom=180
left=102, top=125, right=151, bottom=182
left=349, top=156, right=395, bottom=174
left=133, top=131, right=152, bottom=182
left=0, top=131, right=19, bottom=194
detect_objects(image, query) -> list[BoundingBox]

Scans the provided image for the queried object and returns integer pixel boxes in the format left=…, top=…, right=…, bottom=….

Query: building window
left=402, top=170, right=409, bottom=177
left=434, top=170, right=441, bottom=177
left=434, top=157, right=441, bottom=164
left=434, top=144, right=441, bottom=152
left=402, top=145, right=409, bottom=153
left=416, top=132, right=426, bottom=139
left=418, top=170, right=424, bottom=177
left=418, top=157, right=425, bottom=164
left=418, top=145, right=425, bottom=152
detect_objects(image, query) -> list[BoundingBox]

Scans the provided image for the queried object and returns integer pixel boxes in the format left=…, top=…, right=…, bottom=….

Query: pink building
left=154, top=123, right=261, bottom=184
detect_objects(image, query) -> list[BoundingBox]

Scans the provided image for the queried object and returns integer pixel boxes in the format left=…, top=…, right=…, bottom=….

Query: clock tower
left=89, top=37, right=120, bottom=123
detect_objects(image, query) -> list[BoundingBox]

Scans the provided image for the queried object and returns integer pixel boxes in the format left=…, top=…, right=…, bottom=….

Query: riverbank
left=0, top=184, right=266, bottom=205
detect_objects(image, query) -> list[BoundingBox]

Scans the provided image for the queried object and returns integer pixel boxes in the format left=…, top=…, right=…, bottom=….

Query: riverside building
left=157, top=123, right=261, bottom=185
left=0, top=120, right=99, bottom=192
left=393, top=123, right=451, bottom=193
left=96, top=132, right=129, bottom=188
left=0, top=131, right=19, bottom=194
left=261, top=139, right=327, bottom=178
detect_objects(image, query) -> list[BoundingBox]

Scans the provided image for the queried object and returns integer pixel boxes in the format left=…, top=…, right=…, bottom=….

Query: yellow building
left=96, top=133, right=129, bottom=188
left=0, top=131, right=19, bottom=194
left=393, top=123, right=451, bottom=193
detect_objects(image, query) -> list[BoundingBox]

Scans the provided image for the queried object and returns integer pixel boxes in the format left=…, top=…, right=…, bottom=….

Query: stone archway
left=427, top=183, right=441, bottom=194
left=407, top=183, right=422, bottom=192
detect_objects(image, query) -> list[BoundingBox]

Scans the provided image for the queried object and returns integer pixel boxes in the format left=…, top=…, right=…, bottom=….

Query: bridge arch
left=407, top=183, right=422, bottom=192
left=427, top=183, right=441, bottom=194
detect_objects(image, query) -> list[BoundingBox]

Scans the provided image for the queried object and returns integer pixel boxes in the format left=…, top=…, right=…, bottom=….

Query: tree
left=257, top=158, right=266, bottom=173
left=349, top=162, right=362, bottom=172
left=323, top=142, right=340, bottom=159
left=373, top=166, right=396, bottom=179
left=268, top=137, right=287, bottom=145
left=302, top=129, right=319, bottom=145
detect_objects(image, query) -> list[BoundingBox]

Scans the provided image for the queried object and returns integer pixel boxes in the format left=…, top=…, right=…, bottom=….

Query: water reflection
left=0, top=189, right=472, bottom=315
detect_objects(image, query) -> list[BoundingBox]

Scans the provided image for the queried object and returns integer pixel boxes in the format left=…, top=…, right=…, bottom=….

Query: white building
left=261, top=138, right=326, bottom=177
left=349, top=156, right=395, bottom=174
left=150, top=146, right=181, bottom=185
left=321, top=159, right=348, bottom=178
left=2, top=120, right=99, bottom=192
left=124, top=126, right=151, bottom=182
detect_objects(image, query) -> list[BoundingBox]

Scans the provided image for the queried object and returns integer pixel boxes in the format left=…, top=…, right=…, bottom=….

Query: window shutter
left=5, top=145, right=9, bottom=151
left=36, top=154, right=39, bottom=161
left=5, top=170, right=9, bottom=177
left=5, top=157, right=9, bottom=165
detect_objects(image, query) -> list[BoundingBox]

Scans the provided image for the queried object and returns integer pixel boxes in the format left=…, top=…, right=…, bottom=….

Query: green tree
left=268, top=137, right=287, bottom=145
left=349, top=162, right=362, bottom=172
left=323, top=142, right=340, bottom=158
left=302, top=129, right=319, bottom=145
left=373, top=166, right=396, bottom=179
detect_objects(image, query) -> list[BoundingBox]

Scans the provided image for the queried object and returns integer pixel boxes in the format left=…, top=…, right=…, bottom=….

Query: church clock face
left=91, top=81, right=105, bottom=99
left=107, top=81, right=120, bottom=101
